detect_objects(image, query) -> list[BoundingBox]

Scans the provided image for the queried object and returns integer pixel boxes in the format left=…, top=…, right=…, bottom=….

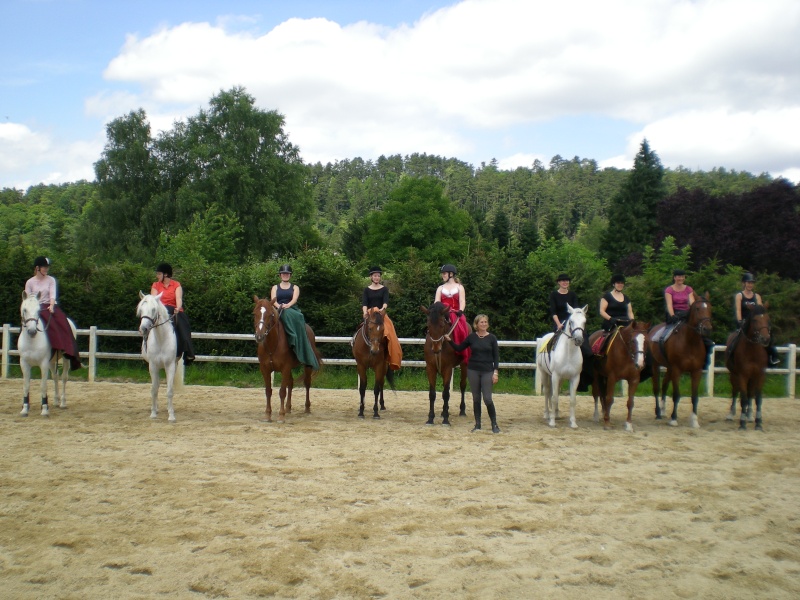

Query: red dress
left=440, top=290, right=471, bottom=365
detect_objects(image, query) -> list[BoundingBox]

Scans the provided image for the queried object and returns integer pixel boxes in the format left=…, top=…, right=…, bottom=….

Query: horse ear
left=139, top=290, right=145, bottom=300
left=581, top=304, right=588, bottom=313
left=21, top=290, right=27, bottom=301
left=420, top=305, right=430, bottom=314
left=764, top=300, right=769, bottom=310
left=704, top=291, right=710, bottom=301
left=566, top=303, right=574, bottom=313
left=253, top=294, right=259, bottom=303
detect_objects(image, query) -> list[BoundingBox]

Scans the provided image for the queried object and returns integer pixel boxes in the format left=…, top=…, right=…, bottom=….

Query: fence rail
left=1, top=324, right=797, bottom=398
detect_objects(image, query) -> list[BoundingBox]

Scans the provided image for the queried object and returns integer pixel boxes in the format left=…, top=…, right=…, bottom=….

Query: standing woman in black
left=446, top=314, right=501, bottom=433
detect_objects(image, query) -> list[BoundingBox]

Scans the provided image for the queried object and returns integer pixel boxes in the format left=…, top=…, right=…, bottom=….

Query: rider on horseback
left=271, top=264, right=319, bottom=370
left=593, top=274, right=635, bottom=355
left=665, top=269, right=714, bottom=368
left=435, top=263, right=470, bottom=365
left=24, top=256, right=82, bottom=371
left=735, top=272, right=779, bottom=365
left=151, top=262, right=195, bottom=366
left=361, top=266, right=402, bottom=371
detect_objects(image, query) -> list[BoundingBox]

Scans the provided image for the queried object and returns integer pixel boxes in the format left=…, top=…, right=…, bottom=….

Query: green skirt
left=279, top=307, right=320, bottom=370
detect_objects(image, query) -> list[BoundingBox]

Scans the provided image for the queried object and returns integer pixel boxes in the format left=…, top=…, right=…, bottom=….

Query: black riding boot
left=769, top=345, right=780, bottom=366
left=486, top=401, right=500, bottom=433
left=471, top=399, right=481, bottom=432
left=703, top=338, right=714, bottom=370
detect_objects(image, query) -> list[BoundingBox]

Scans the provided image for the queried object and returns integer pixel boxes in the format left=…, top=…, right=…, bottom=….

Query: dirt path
left=1, top=379, right=799, bottom=599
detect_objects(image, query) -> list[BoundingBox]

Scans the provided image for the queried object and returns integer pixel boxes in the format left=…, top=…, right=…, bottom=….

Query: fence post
left=2, top=324, right=9, bottom=379
left=534, top=337, right=542, bottom=395
left=706, top=345, right=718, bottom=396
left=88, top=326, right=97, bottom=383
left=788, top=344, right=797, bottom=400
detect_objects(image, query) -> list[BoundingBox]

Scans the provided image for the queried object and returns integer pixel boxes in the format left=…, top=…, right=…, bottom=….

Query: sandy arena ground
left=1, top=377, right=799, bottom=599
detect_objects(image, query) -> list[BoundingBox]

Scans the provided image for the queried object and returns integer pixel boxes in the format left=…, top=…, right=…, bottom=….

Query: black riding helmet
left=440, top=263, right=457, bottom=275
left=33, top=256, right=50, bottom=269
left=278, top=264, right=293, bottom=275
left=368, top=266, right=382, bottom=275
left=741, top=272, right=755, bottom=283
left=156, top=262, right=173, bottom=278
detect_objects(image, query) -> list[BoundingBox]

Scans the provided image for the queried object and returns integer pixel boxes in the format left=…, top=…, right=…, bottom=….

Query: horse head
left=688, top=292, right=713, bottom=338
left=20, top=291, right=42, bottom=336
left=745, top=305, right=771, bottom=347
left=624, top=320, right=651, bottom=370
left=421, top=301, right=451, bottom=354
left=564, top=304, right=588, bottom=346
left=137, top=291, right=167, bottom=337
left=253, top=295, right=279, bottom=344
left=362, top=308, right=385, bottom=356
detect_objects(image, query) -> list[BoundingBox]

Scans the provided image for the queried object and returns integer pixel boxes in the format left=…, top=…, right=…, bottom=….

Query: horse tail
left=174, top=360, right=185, bottom=391
left=386, top=367, right=397, bottom=393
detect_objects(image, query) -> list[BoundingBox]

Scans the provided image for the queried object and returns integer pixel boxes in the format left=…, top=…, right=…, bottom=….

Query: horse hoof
left=459, top=411, right=467, bottom=417
left=738, top=424, right=747, bottom=431
left=20, top=406, right=29, bottom=417
left=425, top=420, right=435, bottom=426
left=442, top=421, right=451, bottom=427
left=169, top=419, right=177, bottom=424
left=569, top=423, right=578, bottom=430
left=624, top=423, right=634, bottom=433
left=755, top=425, right=764, bottom=432
left=668, top=420, right=678, bottom=427
left=725, top=414, right=734, bottom=421
left=358, top=414, right=365, bottom=419
left=548, top=421, right=556, bottom=428
left=41, top=407, right=50, bottom=417
left=372, top=414, right=381, bottom=419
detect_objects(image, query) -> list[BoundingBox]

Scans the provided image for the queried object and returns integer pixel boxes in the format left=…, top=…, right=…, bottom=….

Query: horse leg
left=285, top=371, right=294, bottom=415
left=603, top=375, right=617, bottom=430
left=165, top=360, right=177, bottom=423
left=567, top=375, right=579, bottom=429
left=303, top=366, right=312, bottom=414
left=754, top=388, right=764, bottom=431
left=624, top=378, right=636, bottom=433
left=458, top=364, right=467, bottom=416
left=373, top=363, right=385, bottom=419
left=668, top=370, right=681, bottom=427
left=357, top=365, right=367, bottom=419
left=548, top=373, right=559, bottom=428
left=441, top=367, right=452, bottom=426
left=20, top=357, right=32, bottom=417
left=688, top=369, right=701, bottom=429
left=264, top=379, right=273, bottom=422
left=652, top=363, right=662, bottom=419
left=426, top=365, right=437, bottom=425
left=592, top=374, right=601, bottom=423
left=149, top=362, right=160, bottom=419
left=58, top=353, right=70, bottom=409
left=660, top=369, right=670, bottom=421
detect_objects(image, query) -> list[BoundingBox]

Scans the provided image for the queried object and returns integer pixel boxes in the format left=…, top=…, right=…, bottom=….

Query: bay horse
left=421, top=302, right=468, bottom=426
left=137, top=291, right=184, bottom=423
left=646, top=293, right=713, bottom=428
left=352, top=309, right=396, bottom=419
left=18, top=291, right=76, bottom=417
left=536, top=304, right=588, bottom=428
left=589, top=320, right=650, bottom=432
left=725, top=304, right=770, bottom=431
left=252, top=295, right=322, bottom=423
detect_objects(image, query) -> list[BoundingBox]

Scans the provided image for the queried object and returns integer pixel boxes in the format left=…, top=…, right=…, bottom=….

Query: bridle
left=688, top=301, right=713, bottom=335
left=138, top=300, right=173, bottom=352
left=744, top=315, right=771, bottom=347
left=619, top=324, right=647, bottom=367
left=254, top=303, right=280, bottom=344
left=427, top=312, right=459, bottom=344
left=562, top=314, right=585, bottom=344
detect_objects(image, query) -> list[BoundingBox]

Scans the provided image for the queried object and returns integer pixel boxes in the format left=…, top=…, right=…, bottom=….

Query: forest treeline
left=1, top=87, right=798, bottom=360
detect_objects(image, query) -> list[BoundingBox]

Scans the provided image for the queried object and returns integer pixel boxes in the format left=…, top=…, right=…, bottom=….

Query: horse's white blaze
left=18, top=292, right=74, bottom=415
left=137, top=292, right=179, bottom=423
left=536, top=304, right=588, bottom=430
left=634, top=333, right=646, bottom=370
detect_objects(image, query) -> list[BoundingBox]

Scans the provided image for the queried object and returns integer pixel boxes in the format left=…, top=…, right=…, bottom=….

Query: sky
left=2, top=0, right=800, bottom=190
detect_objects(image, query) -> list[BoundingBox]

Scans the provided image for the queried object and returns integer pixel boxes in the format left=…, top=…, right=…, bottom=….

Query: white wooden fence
left=1, top=324, right=797, bottom=398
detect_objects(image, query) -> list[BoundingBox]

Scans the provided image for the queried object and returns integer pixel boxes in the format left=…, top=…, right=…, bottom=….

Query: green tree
left=363, top=177, right=472, bottom=267
left=600, top=139, right=666, bottom=269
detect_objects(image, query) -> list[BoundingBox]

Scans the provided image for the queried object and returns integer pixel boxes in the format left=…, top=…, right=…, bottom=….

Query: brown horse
left=421, top=302, right=468, bottom=425
left=647, top=293, right=713, bottom=428
left=252, top=295, right=321, bottom=422
left=725, top=304, right=771, bottom=431
left=589, top=320, right=650, bottom=431
left=352, top=309, right=396, bottom=419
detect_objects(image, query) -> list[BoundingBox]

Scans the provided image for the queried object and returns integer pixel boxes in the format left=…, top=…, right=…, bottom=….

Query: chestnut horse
left=352, top=308, right=396, bottom=419
left=589, top=320, right=650, bottom=432
left=421, top=302, right=468, bottom=426
left=252, top=295, right=322, bottom=422
left=725, top=304, right=771, bottom=431
left=646, top=293, right=713, bottom=428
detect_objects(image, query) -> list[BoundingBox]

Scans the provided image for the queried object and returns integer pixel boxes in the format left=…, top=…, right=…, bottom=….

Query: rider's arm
left=627, top=301, right=635, bottom=320
left=599, top=297, right=611, bottom=321
left=285, top=285, right=300, bottom=308
left=665, top=290, right=674, bottom=317
left=458, top=284, right=466, bottom=311
left=175, top=285, right=184, bottom=312
left=434, top=285, right=442, bottom=304
left=734, top=292, right=743, bottom=321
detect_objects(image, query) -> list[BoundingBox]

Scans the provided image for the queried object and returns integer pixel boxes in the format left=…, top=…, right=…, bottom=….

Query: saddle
left=538, top=330, right=562, bottom=357
left=651, top=319, right=683, bottom=361
left=592, top=328, right=620, bottom=357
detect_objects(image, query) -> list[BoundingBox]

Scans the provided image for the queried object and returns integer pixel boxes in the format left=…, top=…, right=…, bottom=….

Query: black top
left=449, top=332, right=500, bottom=373
left=362, top=286, right=389, bottom=310
left=275, top=283, right=294, bottom=304
left=602, top=291, right=630, bottom=320
left=737, top=291, right=758, bottom=321
left=549, top=290, right=579, bottom=326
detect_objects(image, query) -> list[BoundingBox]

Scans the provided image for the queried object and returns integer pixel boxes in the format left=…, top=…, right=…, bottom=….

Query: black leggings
left=468, top=369, right=495, bottom=410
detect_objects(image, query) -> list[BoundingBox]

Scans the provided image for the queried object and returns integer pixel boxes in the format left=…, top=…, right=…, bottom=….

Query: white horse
left=537, top=304, right=588, bottom=429
left=137, top=291, right=183, bottom=423
left=18, top=291, right=76, bottom=417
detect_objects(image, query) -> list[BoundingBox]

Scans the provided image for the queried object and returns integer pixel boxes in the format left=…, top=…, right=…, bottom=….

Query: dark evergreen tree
left=600, top=139, right=665, bottom=269
left=491, top=208, right=511, bottom=248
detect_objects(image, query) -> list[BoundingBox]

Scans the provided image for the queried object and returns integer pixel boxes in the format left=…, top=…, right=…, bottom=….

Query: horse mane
left=368, top=309, right=385, bottom=326
left=750, top=304, right=767, bottom=317
left=428, top=301, right=449, bottom=323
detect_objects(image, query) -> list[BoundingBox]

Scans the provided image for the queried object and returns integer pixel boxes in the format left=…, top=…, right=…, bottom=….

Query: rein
left=23, top=305, right=52, bottom=334
left=427, top=313, right=459, bottom=344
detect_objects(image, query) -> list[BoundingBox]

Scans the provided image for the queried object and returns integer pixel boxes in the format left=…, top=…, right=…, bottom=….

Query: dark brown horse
left=647, top=293, right=713, bottom=428
left=252, top=295, right=322, bottom=422
left=352, top=308, right=396, bottom=419
left=589, top=320, right=650, bottom=432
left=421, top=302, right=468, bottom=425
left=725, top=304, right=771, bottom=431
